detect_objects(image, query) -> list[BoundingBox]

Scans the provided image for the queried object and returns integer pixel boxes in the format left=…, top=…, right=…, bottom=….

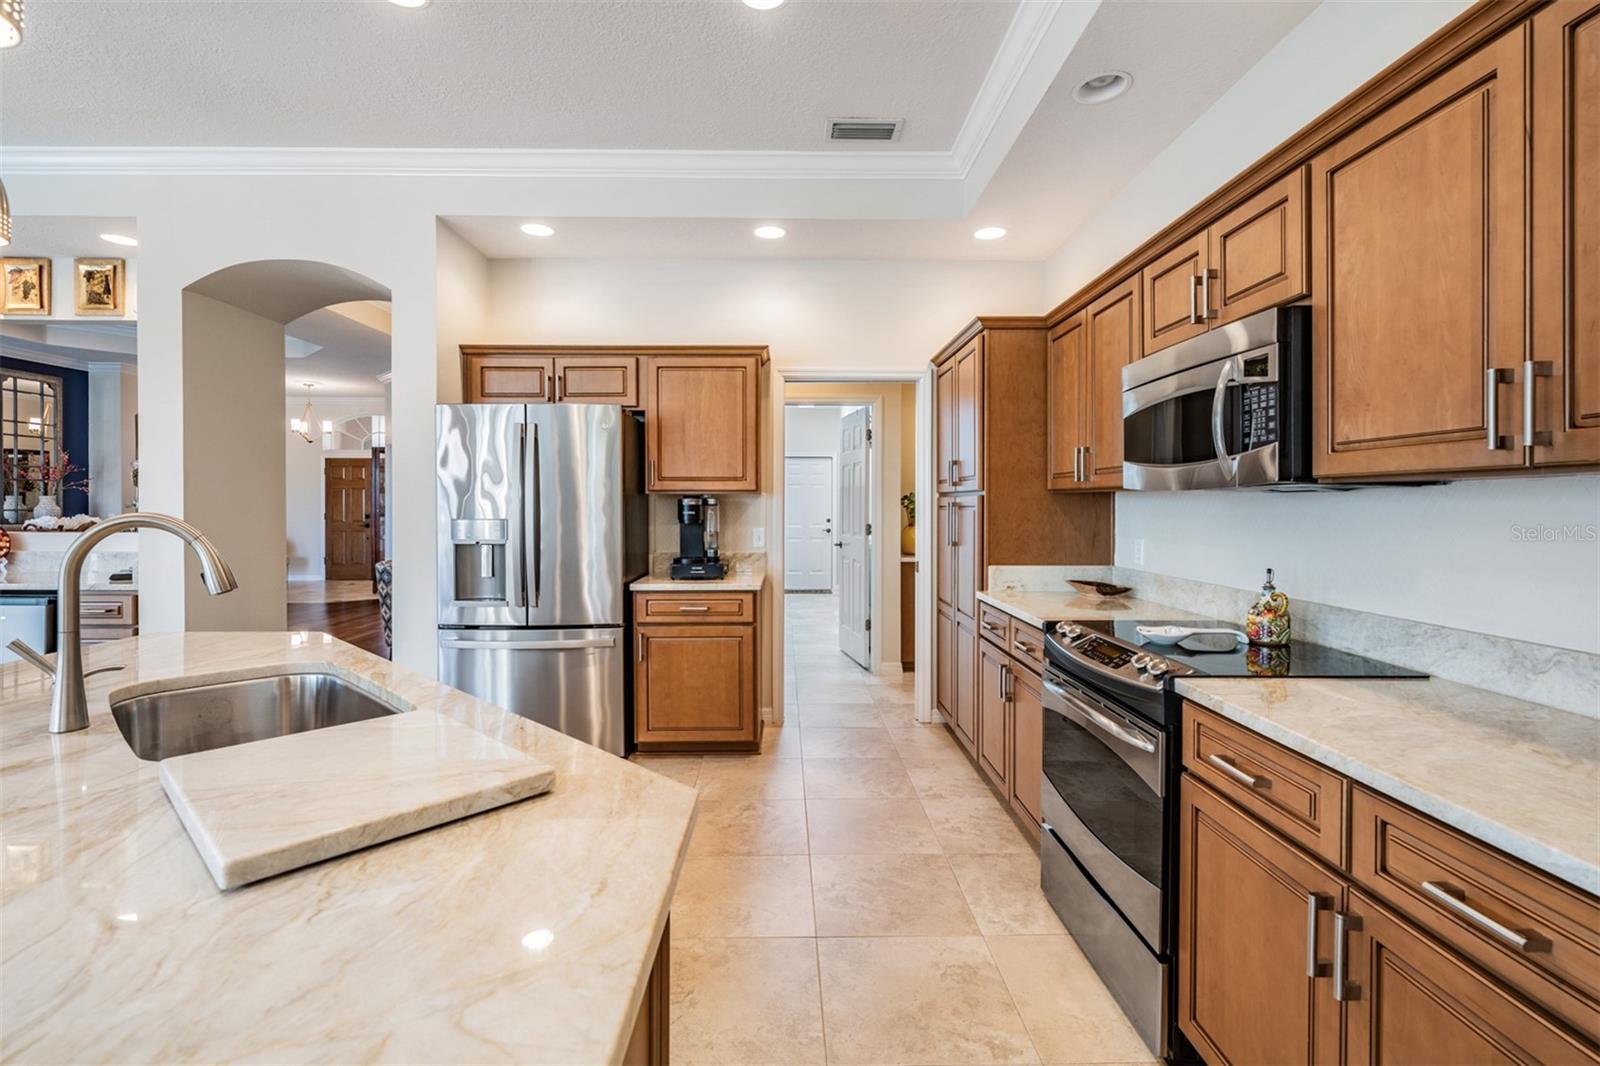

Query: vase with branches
left=21, top=451, right=89, bottom=520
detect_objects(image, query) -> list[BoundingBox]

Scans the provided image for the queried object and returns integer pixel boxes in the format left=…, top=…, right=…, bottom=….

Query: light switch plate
left=1133, top=538, right=1145, bottom=566
left=751, top=527, right=766, bottom=549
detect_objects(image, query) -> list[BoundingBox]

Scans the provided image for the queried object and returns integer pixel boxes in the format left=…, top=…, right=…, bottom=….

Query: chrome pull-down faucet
left=6, top=512, right=238, bottom=733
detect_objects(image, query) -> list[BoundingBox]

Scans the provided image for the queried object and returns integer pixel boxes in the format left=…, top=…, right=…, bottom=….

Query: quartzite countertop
left=630, top=562, right=767, bottom=593
left=0, top=632, right=697, bottom=1064
left=975, top=587, right=1202, bottom=630
left=1176, top=675, right=1600, bottom=895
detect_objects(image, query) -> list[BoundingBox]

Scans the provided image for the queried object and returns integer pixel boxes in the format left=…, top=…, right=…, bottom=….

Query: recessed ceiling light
left=520, top=222, right=555, bottom=238
left=99, top=233, right=138, bottom=247
left=388, top=0, right=430, bottom=7
left=1073, top=71, right=1132, bottom=105
left=753, top=225, right=787, bottom=240
left=742, top=0, right=785, bottom=9
left=973, top=227, right=1007, bottom=241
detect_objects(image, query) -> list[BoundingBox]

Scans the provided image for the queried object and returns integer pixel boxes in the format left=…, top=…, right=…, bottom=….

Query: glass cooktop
left=1055, top=617, right=1426, bottom=680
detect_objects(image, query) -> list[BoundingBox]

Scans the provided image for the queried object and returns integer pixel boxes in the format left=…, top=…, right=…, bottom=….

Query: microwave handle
left=1210, top=356, right=1242, bottom=479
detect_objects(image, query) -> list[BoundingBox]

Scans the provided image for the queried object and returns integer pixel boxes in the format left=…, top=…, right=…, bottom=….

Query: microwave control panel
left=1241, top=383, right=1279, bottom=450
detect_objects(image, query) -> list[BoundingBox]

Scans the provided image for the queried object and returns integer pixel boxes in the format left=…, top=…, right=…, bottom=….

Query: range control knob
left=1144, top=657, right=1170, bottom=678
left=1058, top=624, right=1085, bottom=643
left=1129, top=653, right=1151, bottom=671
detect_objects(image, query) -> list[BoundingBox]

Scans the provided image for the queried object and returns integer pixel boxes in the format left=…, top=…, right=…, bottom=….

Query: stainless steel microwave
left=1121, top=305, right=1311, bottom=490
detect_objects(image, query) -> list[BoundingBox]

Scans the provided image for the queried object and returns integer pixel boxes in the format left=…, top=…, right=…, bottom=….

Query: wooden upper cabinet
left=1311, top=29, right=1529, bottom=479
left=1084, top=277, right=1142, bottom=488
left=644, top=354, right=760, bottom=493
left=1179, top=777, right=1345, bottom=1066
left=951, top=337, right=984, bottom=492
left=1142, top=231, right=1211, bottom=354
left=1533, top=0, right=1600, bottom=467
left=1046, top=313, right=1088, bottom=489
left=554, top=355, right=639, bottom=406
left=462, top=349, right=555, bottom=403
left=936, top=358, right=958, bottom=491
left=1209, top=168, right=1309, bottom=328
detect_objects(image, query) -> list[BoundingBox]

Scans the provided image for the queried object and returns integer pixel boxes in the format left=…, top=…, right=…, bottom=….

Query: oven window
left=1043, top=709, right=1164, bottom=885
left=1124, top=389, right=1238, bottom=467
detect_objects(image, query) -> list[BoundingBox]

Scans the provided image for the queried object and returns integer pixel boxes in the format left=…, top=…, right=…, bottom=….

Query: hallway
left=286, top=580, right=387, bottom=658
left=634, top=593, right=1153, bottom=1066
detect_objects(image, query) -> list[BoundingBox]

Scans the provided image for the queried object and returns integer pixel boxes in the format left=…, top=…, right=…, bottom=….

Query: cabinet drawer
left=635, top=592, right=755, bottom=625
left=1184, top=702, right=1347, bottom=867
left=1007, top=620, right=1045, bottom=674
left=1351, top=786, right=1600, bottom=1035
left=977, top=603, right=1012, bottom=648
left=79, top=593, right=136, bottom=625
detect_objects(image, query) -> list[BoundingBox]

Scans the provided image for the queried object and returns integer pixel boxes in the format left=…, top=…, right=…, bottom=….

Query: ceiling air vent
left=827, top=119, right=902, bottom=143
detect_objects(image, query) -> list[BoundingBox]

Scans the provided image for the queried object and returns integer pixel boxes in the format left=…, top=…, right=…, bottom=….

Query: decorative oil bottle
left=1245, top=568, right=1291, bottom=646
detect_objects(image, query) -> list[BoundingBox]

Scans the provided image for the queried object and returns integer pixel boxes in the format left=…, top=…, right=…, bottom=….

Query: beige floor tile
left=816, top=937, right=1039, bottom=1065
left=924, top=797, right=1037, bottom=855
left=630, top=754, right=704, bottom=788
left=760, top=722, right=804, bottom=757
left=987, top=935, right=1152, bottom=1065
left=799, top=726, right=899, bottom=760
left=802, top=758, right=916, bottom=799
left=806, top=798, right=941, bottom=854
left=873, top=702, right=923, bottom=728
left=869, top=687, right=915, bottom=707
left=887, top=725, right=972, bottom=767
left=688, top=798, right=809, bottom=856
left=697, top=756, right=804, bottom=800
left=946, top=853, right=1064, bottom=936
left=799, top=686, right=876, bottom=706
left=811, top=853, right=979, bottom=936
left=792, top=703, right=884, bottom=728
left=906, top=761, right=996, bottom=800
left=672, top=854, right=815, bottom=938
left=671, top=937, right=827, bottom=1065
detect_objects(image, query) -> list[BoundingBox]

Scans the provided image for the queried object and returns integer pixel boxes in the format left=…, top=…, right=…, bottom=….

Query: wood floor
left=286, top=600, right=388, bottom=658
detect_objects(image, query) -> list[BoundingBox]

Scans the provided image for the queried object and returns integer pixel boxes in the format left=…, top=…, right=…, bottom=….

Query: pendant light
left=289, top=383, right=318, bottom=444
left=0, top=0, right=22, bottom=49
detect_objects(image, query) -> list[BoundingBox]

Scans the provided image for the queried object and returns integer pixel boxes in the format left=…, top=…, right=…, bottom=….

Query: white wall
left=1117, top=477, right=1600, bottom=654
left=285, top=396, right=387, bottom=580
left=486, top=257, right=1043, bottom=371
left=784, top=405, right=846, bottom=462
left=180, top=291, right=288, bottom=631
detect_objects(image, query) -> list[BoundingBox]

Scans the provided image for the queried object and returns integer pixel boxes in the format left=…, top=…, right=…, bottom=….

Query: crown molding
left=0, top=2, right=1076, bottom=185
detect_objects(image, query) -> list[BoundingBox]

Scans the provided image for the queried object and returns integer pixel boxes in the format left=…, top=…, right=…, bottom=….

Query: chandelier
left=0, top=0, right=21, bottom=49
left=289, top=383, right=324, bottom=445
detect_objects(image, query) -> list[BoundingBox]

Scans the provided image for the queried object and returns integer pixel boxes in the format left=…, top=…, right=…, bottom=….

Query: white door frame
left=769, top=369, right=935, bottom=724
left=783, top=455, right=834, bottom=592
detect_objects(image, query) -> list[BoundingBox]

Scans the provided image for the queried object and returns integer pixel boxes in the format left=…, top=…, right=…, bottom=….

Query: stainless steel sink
left=111, top=673, right=401, bottom=761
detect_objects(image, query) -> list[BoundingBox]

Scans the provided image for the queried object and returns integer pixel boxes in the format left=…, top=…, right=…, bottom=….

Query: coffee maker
left=671, top=496, right=727, bottom=580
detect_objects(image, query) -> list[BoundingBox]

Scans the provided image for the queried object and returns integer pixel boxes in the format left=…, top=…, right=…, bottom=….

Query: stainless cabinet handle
left=1073, top=445, right=1082, bottom=483
left=1306, top=893, right=1326, bottom=978
left=1189, top=274, right=1201, bottom=324
left=79, top=604, right=122, bottom=616
left=1332, top=911, right=1358, bottom=1002
left=648, top=458, right=657, bottom=485
left=1206, top=752, right=1265, bottom=789
left=1522, top=359, right=1553, bottom=454
left=1485, top=367, right=1512, bottom=450
left=555, top=373, right=564, bottom=402
left=1419, top=881, right=1532, bottom=951
left=1011, top=639, right=1032, bottom=657
left=1201, top=268, right=1216, bottom=320
left=676, top=605, right=710, bottom=613
left=951, top=458, right=961, bottom=482
left=981, top=621, right=1004, bottom=634
left=636, top=633, right=645, bottom=662
left=996, top=662, right=1008, bottom=702
left=950, top=505, right=959, bottom=548
left=1004, top=665, right=1014, bottom=702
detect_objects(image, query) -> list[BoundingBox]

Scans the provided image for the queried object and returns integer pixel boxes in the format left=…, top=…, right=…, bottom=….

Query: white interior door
left=837, top=407, right=871, bottom=668
left=783, top=456, right=833, bottom=592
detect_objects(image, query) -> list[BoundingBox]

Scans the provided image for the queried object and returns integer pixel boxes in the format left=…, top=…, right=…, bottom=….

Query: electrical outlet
left=751, top=527, right=766, bottom=549
left=1133, top=538, right=1146, bottom=566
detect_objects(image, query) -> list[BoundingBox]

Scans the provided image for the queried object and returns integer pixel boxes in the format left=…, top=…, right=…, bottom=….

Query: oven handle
left=1042, top=676, right=1157, bottom=755
left=1211, top=355, right=1242, bottom=480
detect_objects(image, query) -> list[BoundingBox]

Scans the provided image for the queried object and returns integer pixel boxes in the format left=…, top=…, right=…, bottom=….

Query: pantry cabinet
left=1179, top=701, right=1600, bottom=1066
left=935, top=494, right=981, bottom=626
left=936, top=336, right=983, bottom=492
left=633, top=591, right=761, bottom=752
left=1532, top=0, right=1600, bottom=467
left=1310, top=30, right=1530, bottom=479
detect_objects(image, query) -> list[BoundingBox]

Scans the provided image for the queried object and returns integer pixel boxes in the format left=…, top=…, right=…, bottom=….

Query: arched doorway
left=174, top=260, right=392, bottom=640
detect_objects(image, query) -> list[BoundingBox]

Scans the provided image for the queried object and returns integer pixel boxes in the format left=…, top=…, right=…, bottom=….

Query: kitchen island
left=0, top=632, right=697, bottom=1064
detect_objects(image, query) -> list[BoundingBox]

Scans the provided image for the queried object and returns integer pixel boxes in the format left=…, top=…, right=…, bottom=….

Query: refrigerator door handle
left=530, top=421, right=542, bottom=608
left=513, top=421, right=528, bottom=609
left=439, top=636, right=618, bottom=652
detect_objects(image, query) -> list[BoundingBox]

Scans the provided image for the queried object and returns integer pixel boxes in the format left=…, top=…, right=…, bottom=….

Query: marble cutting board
left=160, top=709, right=555, bottom=890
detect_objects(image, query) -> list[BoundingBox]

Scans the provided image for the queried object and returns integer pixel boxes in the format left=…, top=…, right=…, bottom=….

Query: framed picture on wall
left=1, top=258, right=51, bottom=316
left=74, top=257, right=125, bottom=316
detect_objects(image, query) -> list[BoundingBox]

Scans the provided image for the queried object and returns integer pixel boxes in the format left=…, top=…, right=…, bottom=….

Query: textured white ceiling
left=2, top=216, right=139, bottom=259
left=0, top=1, right=1016, bottom=151
left=282, top=305, right=391, bottom=398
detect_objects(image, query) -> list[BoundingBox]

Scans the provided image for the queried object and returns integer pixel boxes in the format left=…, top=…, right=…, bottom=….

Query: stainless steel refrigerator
left=436, top=403, right=647, bottom=755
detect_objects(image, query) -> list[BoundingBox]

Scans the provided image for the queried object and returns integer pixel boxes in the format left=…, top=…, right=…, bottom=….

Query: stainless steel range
left=1036, top=617, right=1423, bottom=1060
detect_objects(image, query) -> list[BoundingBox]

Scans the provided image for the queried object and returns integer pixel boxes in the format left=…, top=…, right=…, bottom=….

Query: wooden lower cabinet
left=622, top=919, right=670, bottom=1066
left=1007, top=665, right=1043, bottom=832
left=1179, top=776, right=1345, bottom=1066
left=952, top=620, right=978, bottom=753
left=936, top=607, right=956, bottom=729
left=633, top=592, right=760, bottom=752
left=1344, top=888, right=1599, bottom=1065
left=977, top=639, right=1010, bottom=791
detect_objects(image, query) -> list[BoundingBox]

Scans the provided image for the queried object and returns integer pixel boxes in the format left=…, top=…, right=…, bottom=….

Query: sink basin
left=111, top=673, right=402, bottom=761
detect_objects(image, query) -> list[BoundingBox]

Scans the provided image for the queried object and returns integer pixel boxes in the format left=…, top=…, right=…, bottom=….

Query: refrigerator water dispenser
left=450, top=518, right=509, bottom=602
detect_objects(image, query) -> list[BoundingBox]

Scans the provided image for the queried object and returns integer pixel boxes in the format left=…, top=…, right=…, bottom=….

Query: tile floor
left=634, top=594, right=1156, bottom=1066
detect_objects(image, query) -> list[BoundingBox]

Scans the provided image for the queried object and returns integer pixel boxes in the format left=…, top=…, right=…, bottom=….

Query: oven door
left=1121, top=347, right=1281, bottom=491
left=1040, top=670, right=1167, bottom=950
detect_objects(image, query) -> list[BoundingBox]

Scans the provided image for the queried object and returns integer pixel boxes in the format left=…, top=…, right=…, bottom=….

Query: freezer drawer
left=439, top=627, right=626, bottom=756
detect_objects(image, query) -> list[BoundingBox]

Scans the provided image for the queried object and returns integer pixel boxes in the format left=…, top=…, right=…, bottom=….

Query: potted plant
left=900, top=491, right=916, bottom=555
